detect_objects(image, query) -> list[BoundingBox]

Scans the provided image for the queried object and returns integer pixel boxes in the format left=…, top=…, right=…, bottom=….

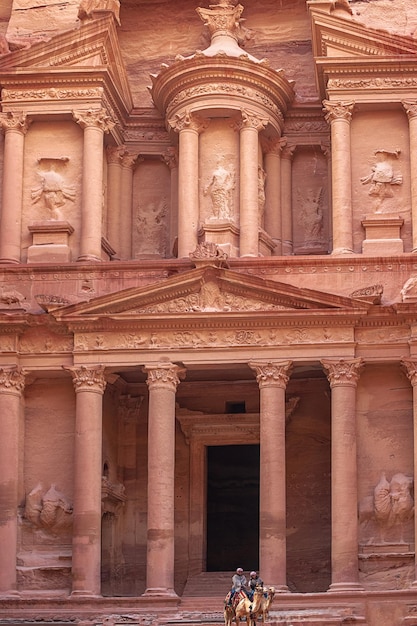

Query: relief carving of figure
left=136, top=198, right=168, bottom=256
left=359, top=472, right=414, bottom=544
left=204, top=161, right=235, bottom=220
left=31, top=158, right=76, bottom=220
left=297, top=187, right=324, bottom=246
left=360, top=149, right=403, bottom=212
left=24, top=483, right=73, bottom=533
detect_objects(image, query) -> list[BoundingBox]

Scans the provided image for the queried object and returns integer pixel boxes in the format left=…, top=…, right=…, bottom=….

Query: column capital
left=238, top=109, right=269, bottom=132
left=403, top=101, right=417, bottom=121
left=143, top=362, right=186, bottom=391
left=321, top=357, right=364, bottom=387
left=261, top=136, right=285, bottom=156
left=121, top=152, right=139, bottom=169
left=401, top=358, right=417, bottom=386
left=322, top=100, right=355, bottom=124
left=72, top=108, right=115, bottom=133
left=168, top=110, right=209, bottom=134
left=106, top=145, right=125, bottom=165
left=0, top=111, right=31, bottom=134
left=249, top=360, right=293, bottom=389
left=0, top=366, right=25, bottom=395
left=281, top=142, right=296, bottom=161
left=161, top=146, right=178, bottom=170
left=64, top=364, right=107, bottom=394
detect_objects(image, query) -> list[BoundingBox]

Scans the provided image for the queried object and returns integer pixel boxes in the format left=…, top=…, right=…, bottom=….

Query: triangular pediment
left=308, top=1, right=417, bottom=98
left=0, top=14, right=133, bottom=112
left=49, top=265, right=371, bottom=322
left=308, top=1, right=417, bottom=60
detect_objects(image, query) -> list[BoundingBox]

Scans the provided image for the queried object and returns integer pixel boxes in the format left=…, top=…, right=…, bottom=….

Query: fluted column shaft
left=0, top=113, right=30, bottom=264
left=263, top=138, right=284, bottom=255
left=281, top=143, right=295, bottom=256
left=120, top=152, right=137, bottom=260
left=66, top=365, right=107, bottom=596
left=250, top=360, right=292, bottom=590
left=169, top=112, right=207, bottom=258
left=403, top=102, right=417, bottom=252
left=321, top=358, right=364, bottom=592
left=323, top=101, right=354, bottom=254
left=400, top=358, right=417, bottom=585
left=0, top=367, right=25, bottom=596
left=143, top=362, right=185, bottom=596
left=239, top=111, right=268, bottom=257
left=73, top=109, right=114, bottom=262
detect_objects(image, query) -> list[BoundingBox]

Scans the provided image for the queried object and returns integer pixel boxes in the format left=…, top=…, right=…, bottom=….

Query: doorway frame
left=177, top=409, right=259, bottom=576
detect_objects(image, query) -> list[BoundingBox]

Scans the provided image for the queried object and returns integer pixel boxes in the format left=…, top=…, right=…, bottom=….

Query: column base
left=327, top=582, right=364, bottom=593
left=331, top=247, right=354, bottom=255
left=142, top=587, right=179, bottom=598
left=70, top=590, right=102, bottom=598
left=76, top=254, right=102, bottom=263
left=0, top=257, right=20, bottom=264
left=0, top=590, right=21, bottom=598
left=270, top=584, right=289, bottom=593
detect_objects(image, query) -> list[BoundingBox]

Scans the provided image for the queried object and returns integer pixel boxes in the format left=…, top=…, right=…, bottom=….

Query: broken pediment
left=308, top=0, right=417, bottom=98
left=50, top=265, right=371, bottom=323
left=0, top=14, right=132, bottom=114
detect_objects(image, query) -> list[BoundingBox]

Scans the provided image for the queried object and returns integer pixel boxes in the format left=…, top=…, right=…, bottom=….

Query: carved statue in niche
left=31, top=157, right=76, bottom=220
left=258, top=165, right=266, bottom=228
left=204, top=161, right=235, bottom=220
left=360, top=149, right=403, bottom=212
left=135, top=197, right=168, bottom=256
left=24, top=483, right=73, bottom=534
left=359, top=472, right=414, bottom=545
left=297, top=187, right=324, bottom=247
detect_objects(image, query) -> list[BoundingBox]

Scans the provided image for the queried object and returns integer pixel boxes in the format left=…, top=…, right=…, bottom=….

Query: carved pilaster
left=321, top=358, right=364, bottom=387
left=143, top=362, right=185, bottom=392
left=322, top=100, right=355, bottom=124
left=73, top=108, right=115, bottom=133
left=0, top=111, right=31, bottom=134
left=65, top=364, right=107, bottom=394
left=401, top=358, right=417, bottom=386
left=0, top=366, right=25, bottom=396
left=249, top=360, right=293, bottom=389
left=403, top=101, right=417, bottom=121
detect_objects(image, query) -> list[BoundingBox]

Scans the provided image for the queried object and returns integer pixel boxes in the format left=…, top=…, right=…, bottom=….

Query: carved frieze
left=2, top=88, right=102, bottom=101
left=19, top=328, right=73, bottom=353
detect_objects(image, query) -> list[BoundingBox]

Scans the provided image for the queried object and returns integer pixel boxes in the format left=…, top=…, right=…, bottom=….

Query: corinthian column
left=162, top=147, right=179, bottom=257
left=142, top=362, right=185, bottom=596
left=323, top=101, right=355, bottom=254
left=73, top=109, right=115, bottom=262
left=0, top=113, right=30, bottom=264
left=65, top=365, right=107, bottom=596
left=263, top=137, right=284, bottom=255
left=238, top=110, right=268, bottom=257
left=168, top=111, right=208, bottom=258
left=106, top=146, right=124, bottom=257
left=403, top=102, right=417, bottom=252
left=0, top=366, right=25, bottom=596
left=120, top=152, right=138, bottom=260
left=281, top=142, right=295, bottom=256
left=321, top=358, right=364, bottom=592
left=249, top=360, right=292, bottom=591
left=400, top=358, right=417, bottom=586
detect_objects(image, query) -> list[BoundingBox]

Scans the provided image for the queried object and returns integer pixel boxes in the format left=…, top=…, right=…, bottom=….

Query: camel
left=260, top=587, right=275, bottom=622
left=235, top=585, right=265, bottom=626
left=224, top=589, right=246, bottom=626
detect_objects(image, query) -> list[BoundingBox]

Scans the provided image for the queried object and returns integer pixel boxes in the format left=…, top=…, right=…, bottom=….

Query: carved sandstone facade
left=1, top=1, right=417, bottom=626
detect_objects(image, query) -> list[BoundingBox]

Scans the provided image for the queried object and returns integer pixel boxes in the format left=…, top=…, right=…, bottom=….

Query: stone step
left=182, top=572, right=234, bottom=597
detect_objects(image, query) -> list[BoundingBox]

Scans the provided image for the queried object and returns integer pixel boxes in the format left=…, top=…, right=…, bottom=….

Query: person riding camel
left=227, top=567, right=248, bottom=606
left=248, top=570, right=263, bottom=599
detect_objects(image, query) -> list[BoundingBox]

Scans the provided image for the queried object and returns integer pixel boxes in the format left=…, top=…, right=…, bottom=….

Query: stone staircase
left=177, top=572, right=231, bottom=619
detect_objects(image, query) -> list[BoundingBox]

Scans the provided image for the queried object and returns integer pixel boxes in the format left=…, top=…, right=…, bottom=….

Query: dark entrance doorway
left=206, top=444, right=260, bottom=571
